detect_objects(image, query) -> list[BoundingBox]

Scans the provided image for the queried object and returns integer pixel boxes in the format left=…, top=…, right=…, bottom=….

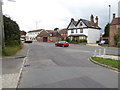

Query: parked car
left=98, top=40, right=105, bottom=45
left=20, top=38, right=25, bottom=41
left=55, top=41, right=69, bottom=47
left=24, top=40, right=33, bottom=43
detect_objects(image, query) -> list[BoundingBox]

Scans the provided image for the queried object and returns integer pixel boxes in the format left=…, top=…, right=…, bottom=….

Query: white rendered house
left=26, top=29, right=43, bottom=41
left=67, top=15, right=101, bottom=43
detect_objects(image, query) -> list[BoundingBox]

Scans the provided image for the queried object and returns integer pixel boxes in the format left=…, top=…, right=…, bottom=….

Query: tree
left=103, top=23, right=110, bottom=37
left=3, top=15, right=21, bottom=46
left=54, top=28, right=59, bottom=31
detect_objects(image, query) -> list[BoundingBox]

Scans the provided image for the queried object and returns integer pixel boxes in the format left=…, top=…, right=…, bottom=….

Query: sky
left=2, top=0, right=120, bottom=32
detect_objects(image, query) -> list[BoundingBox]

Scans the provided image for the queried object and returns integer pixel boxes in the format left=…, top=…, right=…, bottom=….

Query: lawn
left=2, top=45, right=22, bottom=56
left=91, top=57, right=120, bottom=69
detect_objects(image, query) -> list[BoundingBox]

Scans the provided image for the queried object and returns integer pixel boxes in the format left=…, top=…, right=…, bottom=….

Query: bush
left=65, top=37, right=70, bottom=42
left=79, top=39, right=87, bottom=43
left=5, top=40, right=21, bottom=46
left=69, top=41, right=79, bottom=44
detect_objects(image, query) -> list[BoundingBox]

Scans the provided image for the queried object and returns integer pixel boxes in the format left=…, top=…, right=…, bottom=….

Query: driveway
left=18, top=42, right=118, bottom=88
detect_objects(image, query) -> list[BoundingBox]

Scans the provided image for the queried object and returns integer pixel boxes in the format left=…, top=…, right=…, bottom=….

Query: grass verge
left=91, top=57, right=120, bottom=69
left=2, top=44, right=23, bottom=56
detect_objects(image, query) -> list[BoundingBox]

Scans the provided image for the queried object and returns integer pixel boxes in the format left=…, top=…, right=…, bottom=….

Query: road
left=18, top=42, right=118, bottom=88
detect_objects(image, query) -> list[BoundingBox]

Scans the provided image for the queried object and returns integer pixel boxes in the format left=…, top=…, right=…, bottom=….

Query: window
left=71, top=30, right=74, bottom=33
left=76, top=29, right=77, bottom=33
left=80, top=29, right=83, bottom=33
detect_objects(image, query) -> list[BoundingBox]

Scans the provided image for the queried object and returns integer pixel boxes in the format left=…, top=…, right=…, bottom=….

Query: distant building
left=20, top=31, right=27, bottom=40
left=109, top=14, right=120, bottom=46
left=58, top=29, right=68, bottom=39
left=26, top=29, right=43, bottom=41
left=67, top=15, right=101, bottom=43
left=36, top=30, right=62, bottom=42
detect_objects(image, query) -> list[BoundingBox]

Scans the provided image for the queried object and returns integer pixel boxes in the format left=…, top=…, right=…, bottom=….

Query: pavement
left=2, top=43, right=28, bottom=88
left=95, top=55, right=120, bottom=60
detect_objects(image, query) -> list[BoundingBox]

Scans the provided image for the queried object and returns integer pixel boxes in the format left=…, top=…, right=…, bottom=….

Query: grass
left=91, top=57, right=120, bottom=69
left=2, top=44, right=23, bottom=56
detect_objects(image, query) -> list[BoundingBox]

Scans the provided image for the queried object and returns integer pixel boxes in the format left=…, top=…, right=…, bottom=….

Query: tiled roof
left=111, top=17, right=120, bottom=25
left=37, top=30, right=62, bottom=38
left=28, top=29, right=43, bottom=33
left=58, top=29, right=67, bottom=34
left=67, top=18, right=101, bottom=29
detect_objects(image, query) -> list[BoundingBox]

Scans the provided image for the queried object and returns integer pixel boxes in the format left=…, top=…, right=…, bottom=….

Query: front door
left=43, top=37, right=47, bottom=42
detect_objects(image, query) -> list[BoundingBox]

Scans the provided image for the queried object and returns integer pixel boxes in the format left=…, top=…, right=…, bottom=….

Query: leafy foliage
left=103, top=23, right=110, bottom=37
left=54, top=28, right=59, bottom=31
left=3, top=15, right=21, bottom=46
left=79, top=39, right=87, bottom=43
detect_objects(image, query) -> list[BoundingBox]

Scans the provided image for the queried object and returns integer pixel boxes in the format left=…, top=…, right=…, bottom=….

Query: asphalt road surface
left=18, top=42, right=119, bottom=88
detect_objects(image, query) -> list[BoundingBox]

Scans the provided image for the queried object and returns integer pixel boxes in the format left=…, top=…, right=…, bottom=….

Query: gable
left=76, top=20, right=87, bottom=28
left=67, top=21, right=76, bottom=29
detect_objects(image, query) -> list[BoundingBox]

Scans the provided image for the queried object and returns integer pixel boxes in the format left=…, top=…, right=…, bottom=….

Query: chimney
left=95, top=16, right=98, bottom=27
left=90, top=14, right=94, bottom=26
left=113, top=13, right=115, bottom=19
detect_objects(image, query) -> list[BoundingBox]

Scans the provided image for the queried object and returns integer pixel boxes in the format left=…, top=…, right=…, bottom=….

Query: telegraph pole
left=0, top=0, right=4, bottom=48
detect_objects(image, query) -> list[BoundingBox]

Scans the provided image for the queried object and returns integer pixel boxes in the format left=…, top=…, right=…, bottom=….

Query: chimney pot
left=90, top=14, right=94, bottom=26
left=113, top=13, right=115, bottom=19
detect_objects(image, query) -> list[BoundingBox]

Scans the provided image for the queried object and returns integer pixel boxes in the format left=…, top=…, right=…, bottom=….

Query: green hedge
left=79, top=39, right=87, bottom=43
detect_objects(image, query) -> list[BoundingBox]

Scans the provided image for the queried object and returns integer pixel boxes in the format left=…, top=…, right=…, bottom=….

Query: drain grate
left=24, top=64, right=30, bottom=67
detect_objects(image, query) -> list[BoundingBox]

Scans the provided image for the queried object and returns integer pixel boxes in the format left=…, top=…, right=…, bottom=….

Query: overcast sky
left=2, top=0, right=120, bottom=32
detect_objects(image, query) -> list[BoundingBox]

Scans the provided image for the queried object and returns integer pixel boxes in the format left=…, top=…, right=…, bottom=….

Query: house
left=36, top=30, right=62, bottom=42
left=26, top=29, right=43, bottom=41
left=67, top=15, right=101, bottom=43
left=20, top=31, right=27, bottom=40
left=109, top=14, right=120, bottom=46
left=58, top=29, right=68, bottom=39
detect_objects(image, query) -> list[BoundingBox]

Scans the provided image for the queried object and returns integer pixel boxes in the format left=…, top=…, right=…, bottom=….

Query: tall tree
left=54, top=28, right=59, bottom=31
left=103, top=23, right=110, bottom=37
left=3, top=15, right=20, bottom=46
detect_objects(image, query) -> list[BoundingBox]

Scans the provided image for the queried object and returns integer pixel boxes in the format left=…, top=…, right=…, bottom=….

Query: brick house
left=109, top=14, right=120, bottom=46
left=36, top=30, right=62, bottom=42
left=58, top=29, right=68, bottom=39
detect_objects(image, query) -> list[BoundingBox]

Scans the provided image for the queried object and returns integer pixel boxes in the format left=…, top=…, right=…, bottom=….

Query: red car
left=55, top=41, right=69, bottom=47
left=24, top=40, right=32, bottom=43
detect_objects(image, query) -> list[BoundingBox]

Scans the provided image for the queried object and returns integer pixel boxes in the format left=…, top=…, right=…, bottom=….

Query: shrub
left=79, top=39, right=87, bottom=43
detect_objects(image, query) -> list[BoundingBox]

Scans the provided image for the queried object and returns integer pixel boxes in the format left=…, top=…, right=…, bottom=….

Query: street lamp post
left=109, top=5, right=111, bottom=23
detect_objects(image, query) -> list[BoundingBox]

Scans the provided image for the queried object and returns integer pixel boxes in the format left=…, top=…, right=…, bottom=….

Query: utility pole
left=0, top=0, right=4, bottom=48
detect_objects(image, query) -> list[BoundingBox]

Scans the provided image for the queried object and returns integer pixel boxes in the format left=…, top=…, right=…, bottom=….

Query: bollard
left=99, top=49, right=101, bottom=55
left=94, top=50, right=97, bottom=56
left=103, top=48, right=106, bottom=55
